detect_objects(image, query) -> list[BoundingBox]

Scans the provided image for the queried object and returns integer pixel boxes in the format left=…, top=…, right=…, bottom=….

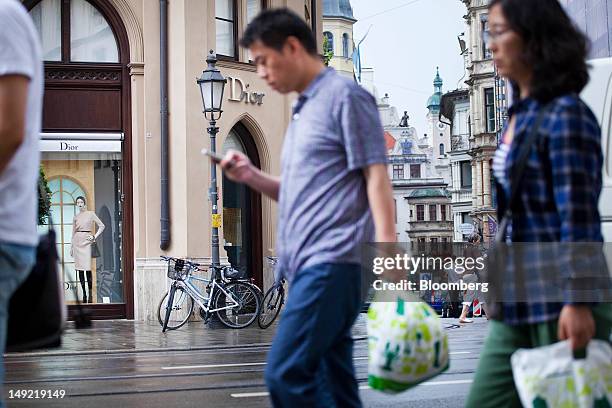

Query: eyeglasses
left=485, top=27, right=513, bottom=44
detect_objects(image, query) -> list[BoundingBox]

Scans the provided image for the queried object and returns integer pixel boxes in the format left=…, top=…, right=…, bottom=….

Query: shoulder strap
left=495, top=104, right=551, bottom=242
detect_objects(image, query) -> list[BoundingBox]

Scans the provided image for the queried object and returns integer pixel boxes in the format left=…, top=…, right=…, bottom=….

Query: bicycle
left=158, top=256, right=261, bottom=332
left=258, top=256, right=286, bottom=329
left=198, top=266, right=264, bottom=321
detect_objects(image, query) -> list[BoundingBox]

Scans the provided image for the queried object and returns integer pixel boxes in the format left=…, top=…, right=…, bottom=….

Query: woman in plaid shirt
left=467, top=0, right=612, bottom=406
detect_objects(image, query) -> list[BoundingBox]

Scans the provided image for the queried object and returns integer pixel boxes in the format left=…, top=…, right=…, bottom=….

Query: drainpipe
left=160, top=0, right=170, bottom=250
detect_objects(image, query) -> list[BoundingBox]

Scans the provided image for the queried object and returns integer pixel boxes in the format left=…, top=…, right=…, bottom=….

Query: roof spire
left=433, top=66, right=443, bottom=89
left=427, top=67, right=443, bottom=112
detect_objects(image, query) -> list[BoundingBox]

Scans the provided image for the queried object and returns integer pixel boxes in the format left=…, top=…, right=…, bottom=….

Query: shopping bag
left=367, top=294, right=450, bottom=393
left=6, top=230, right=66, bottom=351
left=511, top=339, right=612, bottom=408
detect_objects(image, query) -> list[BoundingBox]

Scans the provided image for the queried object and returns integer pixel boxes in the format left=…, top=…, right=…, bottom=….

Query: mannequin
left=70, top=196, right=105, bottom=303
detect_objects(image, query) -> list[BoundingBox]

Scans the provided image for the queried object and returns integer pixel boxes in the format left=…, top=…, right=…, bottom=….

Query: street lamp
left=197, top=50, right=227, bottom=268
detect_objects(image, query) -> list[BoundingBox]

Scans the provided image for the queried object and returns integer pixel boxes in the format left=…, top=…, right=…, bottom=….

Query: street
left=4, top=316, right=487, bottom=408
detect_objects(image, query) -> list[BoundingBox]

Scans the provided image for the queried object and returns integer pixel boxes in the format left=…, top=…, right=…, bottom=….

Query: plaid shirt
left=495, top=94, right=607, bottom=325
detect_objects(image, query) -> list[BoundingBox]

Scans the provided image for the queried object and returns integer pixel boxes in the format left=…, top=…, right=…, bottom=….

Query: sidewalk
left=5, top=314, right=368, bottom=357
left=5, top=314, right=486, bottom=357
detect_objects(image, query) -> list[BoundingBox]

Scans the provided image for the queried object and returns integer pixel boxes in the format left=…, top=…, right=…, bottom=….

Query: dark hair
left=489, top=0, right=590, bottom=102
left=240, top=8, right=317, bottom=55
left=75, top=196, right=86, bottom=204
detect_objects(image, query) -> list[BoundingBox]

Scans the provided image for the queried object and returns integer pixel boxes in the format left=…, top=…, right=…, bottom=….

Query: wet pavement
left=3, top=315, right=488, bottom=407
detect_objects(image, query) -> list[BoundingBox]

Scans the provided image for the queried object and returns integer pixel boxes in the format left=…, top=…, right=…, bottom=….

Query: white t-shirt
left=0, top=0, right=43, bottom=246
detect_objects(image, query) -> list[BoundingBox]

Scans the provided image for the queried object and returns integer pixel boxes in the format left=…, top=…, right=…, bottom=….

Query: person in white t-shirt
left=0, top=1, right=43, bottom=405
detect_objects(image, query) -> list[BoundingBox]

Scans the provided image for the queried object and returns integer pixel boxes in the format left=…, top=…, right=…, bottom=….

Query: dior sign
left=40, top=140, right=121, bottom=153
left=227, top=76, right=265, bottom=106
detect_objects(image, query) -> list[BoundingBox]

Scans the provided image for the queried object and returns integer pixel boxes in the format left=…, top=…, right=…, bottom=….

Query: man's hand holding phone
left=202, top=148, right=254, bottom=184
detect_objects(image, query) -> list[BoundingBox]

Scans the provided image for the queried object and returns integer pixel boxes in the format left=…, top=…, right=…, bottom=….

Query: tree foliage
left=38, top=166, right=51, bottom=225
left=323, top=35, right=333, bottom=66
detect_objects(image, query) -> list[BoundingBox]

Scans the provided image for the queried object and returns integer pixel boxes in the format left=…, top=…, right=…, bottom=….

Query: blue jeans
left=265, top=263, right=362, bottom=408
left=0, top=243, right=36, bottom=408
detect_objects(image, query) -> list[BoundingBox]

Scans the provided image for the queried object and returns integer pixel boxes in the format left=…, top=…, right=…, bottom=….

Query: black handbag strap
left=496, top=104, right=551, bottom=242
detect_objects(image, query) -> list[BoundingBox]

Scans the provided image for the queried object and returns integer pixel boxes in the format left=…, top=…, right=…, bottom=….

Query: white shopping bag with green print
left=367, top=295, right=449, bottom=393
left=511, top=340, right=612, bottom=408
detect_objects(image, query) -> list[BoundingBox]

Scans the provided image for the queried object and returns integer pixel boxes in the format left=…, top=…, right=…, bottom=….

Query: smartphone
left=201, top=148, right=224, bottom=164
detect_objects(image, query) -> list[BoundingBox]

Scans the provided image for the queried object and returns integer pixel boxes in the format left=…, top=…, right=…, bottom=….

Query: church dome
left=323, top=0, right=356, bottom=21
left=427, top=94, right=441, bottom=110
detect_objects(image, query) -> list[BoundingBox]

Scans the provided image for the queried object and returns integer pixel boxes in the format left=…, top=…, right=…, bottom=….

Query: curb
left=6, top=336, right=369, bottom=358
left=5, top=342, right=274, bottom=358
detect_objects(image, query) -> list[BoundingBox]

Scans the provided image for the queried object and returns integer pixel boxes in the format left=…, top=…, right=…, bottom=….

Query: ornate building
left=460, top=0, right=505, bottom=242
left=322, top=0, right=356, bottom=78
left=360, top=68, right=453, bottom=242
left=366, top=74, right=452, bottom=243
left=426, top=68, right=452, bottom=186
left=440, top=89, right=473, bottom=241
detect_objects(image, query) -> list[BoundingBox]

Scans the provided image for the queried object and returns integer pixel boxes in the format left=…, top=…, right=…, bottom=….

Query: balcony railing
left=454, top=189, right=472, bottom=202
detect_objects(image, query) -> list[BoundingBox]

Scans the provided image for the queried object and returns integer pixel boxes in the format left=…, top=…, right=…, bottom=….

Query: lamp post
left=197, top=50, right=227, bottom=268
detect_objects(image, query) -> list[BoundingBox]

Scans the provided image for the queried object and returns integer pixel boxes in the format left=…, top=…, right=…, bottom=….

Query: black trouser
left=78, top=270, right=92, bottom=302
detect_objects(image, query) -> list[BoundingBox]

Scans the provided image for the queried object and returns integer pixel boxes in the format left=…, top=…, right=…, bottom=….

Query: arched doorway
left=26, top=0, right=134, bottom=319
left=221, top=123, right=263, bottom=288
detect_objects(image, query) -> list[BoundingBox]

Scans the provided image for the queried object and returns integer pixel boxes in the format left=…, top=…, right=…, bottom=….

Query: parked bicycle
left=258, top=256, right=286, bottom=329
left=158, top=256, right=260, bottom=332
left=198, top=265, right=264, bottom=321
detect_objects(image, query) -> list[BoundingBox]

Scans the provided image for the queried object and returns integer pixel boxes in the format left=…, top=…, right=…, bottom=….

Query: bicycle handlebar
left=160, top=255, right=202, bottom=269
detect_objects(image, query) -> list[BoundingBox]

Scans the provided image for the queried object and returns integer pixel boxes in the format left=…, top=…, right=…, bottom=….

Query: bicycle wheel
left=247, top=281, right=264, bottom=305
left=214, top=281, right=260, bottom=329
left=158, top=285, right=194, bottom=331
left=226, top=279, right=264, bottom=304
left=258, top=284, right=285, bottom=329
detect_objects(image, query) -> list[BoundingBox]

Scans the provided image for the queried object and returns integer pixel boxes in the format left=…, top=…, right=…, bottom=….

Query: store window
left=216, top=0, right=237, bottom=58
left=29, top=0, right=132, bottom=318
left=42, top=153, right=124, bottom=305
left=30, top=0, right=118, bottom=63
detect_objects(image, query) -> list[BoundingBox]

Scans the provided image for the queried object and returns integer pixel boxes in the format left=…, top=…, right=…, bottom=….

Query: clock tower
left=426, top=67, right=451, bottom=185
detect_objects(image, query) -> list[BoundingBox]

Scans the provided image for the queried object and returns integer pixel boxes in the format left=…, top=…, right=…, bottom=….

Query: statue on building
left=399, top=111, right=410, bottom=127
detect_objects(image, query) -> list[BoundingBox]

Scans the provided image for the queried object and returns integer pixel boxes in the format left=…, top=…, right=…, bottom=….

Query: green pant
left=466, top=304, right=612, bottom=408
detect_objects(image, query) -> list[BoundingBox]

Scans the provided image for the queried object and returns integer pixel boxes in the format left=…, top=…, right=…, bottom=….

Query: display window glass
left=40, top=152, right=123, bottom=305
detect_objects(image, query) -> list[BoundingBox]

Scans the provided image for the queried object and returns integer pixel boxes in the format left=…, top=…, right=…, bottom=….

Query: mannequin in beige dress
left=70, top=196, right=105, bottom=303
